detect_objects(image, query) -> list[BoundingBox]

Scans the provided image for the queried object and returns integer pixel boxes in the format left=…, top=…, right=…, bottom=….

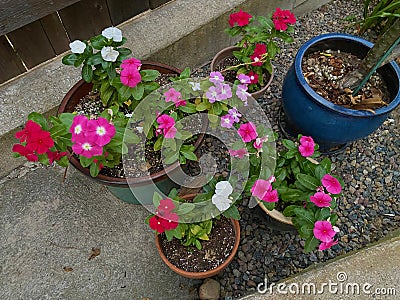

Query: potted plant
left=11, top=31, right=257, bottom=205
left=147, top=180, right=241, bottom=279
left=251, top=135, right=344, bottom=252
left=211, top=7, right=296, bottom=98
left=281, top=2, right=400, bottom=152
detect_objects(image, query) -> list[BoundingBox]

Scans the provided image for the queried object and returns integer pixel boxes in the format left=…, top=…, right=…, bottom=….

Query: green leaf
left=27, top=112, right=48, bottom=130
left=131, top=84, right=145, bottom=100
left=86, top=53, right=103, bottom=66
left=165, top=228, right=174, bottom=241
left=180, top=150, right=197, bottom=161
left=177, top=203, right=195, bottom=215
left=178, top=103, right=197, bottom=114
left=62, top=54, right=79, bottom=66
left=90, top=162, right=100, bottom=177
left=152, top=192, right=163, bottom=208
left=223, top=205, right=240, bottom=220
left=293, top=207, right=315, bottom=225
left=196, top=101, right=210, bottom=111
left=282, top=139, right=296, bottom=150
left=282, top=205, right=297, bottom=217
left=82, top=64, right=93, bottom=83
left=296, top=173, right=320, bottom=191
left=140, top=69, right=160, bottom=82
left=304, top=235, right=320, bottom=253
left=90, top=35, right=107, bottom=50
left=195, top=239, right=202, bottom=250
left=59, top=113, right=74, bottom=128
left=79, top=156, right=93, bottom=168
left=262, top=201, right=275, bottom=211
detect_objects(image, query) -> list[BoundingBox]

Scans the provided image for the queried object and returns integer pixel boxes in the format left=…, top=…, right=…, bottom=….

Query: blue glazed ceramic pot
left=282, top=33, right=400, bottom=151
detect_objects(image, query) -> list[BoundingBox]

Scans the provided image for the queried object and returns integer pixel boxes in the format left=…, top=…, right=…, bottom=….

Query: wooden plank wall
left=0, top=0, right=172, bottom=84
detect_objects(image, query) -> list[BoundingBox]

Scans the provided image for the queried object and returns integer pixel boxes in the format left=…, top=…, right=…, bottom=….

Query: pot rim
left=295, top=33, right=400, bottom=117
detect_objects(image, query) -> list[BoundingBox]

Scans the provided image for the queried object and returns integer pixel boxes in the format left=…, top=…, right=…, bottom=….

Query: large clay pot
left=58, top=62, right=201, bottom=205
left=210, top=46, right=274, bottom=99
left=281, top=33, right=400, bottom=152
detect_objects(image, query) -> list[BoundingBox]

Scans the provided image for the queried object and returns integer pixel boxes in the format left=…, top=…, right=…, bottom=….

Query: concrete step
left=0, top=0, right=331, bottom=178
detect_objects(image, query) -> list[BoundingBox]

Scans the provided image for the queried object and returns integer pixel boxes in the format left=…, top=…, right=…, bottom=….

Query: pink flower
left=158, top=198, right=175, bottom=213
left=253, top=136, right=268, bottom=149
left=206, top=85, right=219, bottom=103
left=247, top=71, right=259, bottom=84
left=229, top=148, right=248, bottom=158
left=72, top=140, right=103, bottom=158
left=298, top=135, right=315, bottom=157
left=237, top=74, right=251, bottom=84
left=159, top=211, right=179, bottom=230
left=221, top=115, right=235, bottom=129
left=229, top=9, right=252, bottom=27
left=120, top=67, right=142, bottom=88
left=15, top=120, right=42, bottom=143
left=313, top=220, right=336, bottom=243
left=238, top=122, right=258, bottom=142
left=310, top=192, right=332, bottom=208
left=209, top=71, right=224, bottom=84
left=262, top=189, right=279, bottom=203
left=228, top=107, right=241, bottom=123
left=12, top=144, right=38, bottom=162
left=164, top=88, right=181, bottom=103
left=26, top=129, right=54, bottom=154
left=216, top=83, right=232, bottom=101
left=251, top=179, right=272, bottom=200
left=164, top=126, right=177, bottom=139
left=70, top=115, right=88, bottom=142
left=120, top=58, right=142, bottom=70
left=236, top=84, right=250, bottom=103
left=272, top=8, right=296, bottom=31
left=318, top=238, right=338, bottom=251
left=86, top=117, right=116, bottom=146
left=322, top=174, right=342, bottom=194
left=250, top=44, right=266, bottom=66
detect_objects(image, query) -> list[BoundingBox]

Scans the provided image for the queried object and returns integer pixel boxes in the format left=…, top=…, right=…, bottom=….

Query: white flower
left=215, top=181, right=233, bottom=197
left=212, top=194, right=232, bottom=212
left=189, top=82, right=201, bottom=91
left=135, top=126, right=144, bottom=134
left=101, top=46, right=119, bottom=62
left=125, top=113, right=133, bottom=118
left=69, top=40, right=86, bottom=54
left=102, top=26, right=122, bottom=42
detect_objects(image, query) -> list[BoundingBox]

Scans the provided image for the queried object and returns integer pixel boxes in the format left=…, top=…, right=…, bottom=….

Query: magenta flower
left=70, top=115, right=88, bottom=142
left=318, top=238, right=338, bottom=251
left=216, top=83, right=232, bottom=101
left=121, top=58, right=141, bottom=70
left=313, top=220, right=336, bottom=243
left=250, top=43, right=267, bottom=66
left=86, top=117, right=116, bottom=146
left=229, top=148, right=248, bottom=158
left=253, top=136, right=268, bottom=149
left=262, top=189, right=279, bottom=203
left=15, top=120, right=42, bottom=143
left=120, top=67, right=141, bottom=88
left=164, top=88, right=181, bottom=103
left=228, top=107, right=241, bottom=123
left=164, top=126, right=177, bottom=139
left=72, top=140, right=103, bottom=158
left=237, top=74, right=251, bottom=84
left=272, top=8, right=296, bottom=31
left=310, top=192, right=332, bottom=208
left=221, top=115, right=235, bottom=129
left=298, top=135, right=315, bottom=157
left=157, top=114, right=175, bottom=131
left=236, top=84, right=250, bottom=103
left=206, top=86, right=219, bottom=103
left=322, top=174, right=342, bottom=194
left=26, top=130, right=54, bottom=154
left=12, top=144, right=38, bottom=162
left=238, top=122, right=258, bottom=142
left=251, top=179, right=272, bottom=200
left=248, top=71, right=259, bottom=84
left=228, top=9, right=252, bottom=27
left=209, top=71, right=224, bottom=84
left=158, top=198, right=175, bottom=213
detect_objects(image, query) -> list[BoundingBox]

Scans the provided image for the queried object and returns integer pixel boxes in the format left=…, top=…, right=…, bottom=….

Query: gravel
left=192, top=0, right=400, bottom=298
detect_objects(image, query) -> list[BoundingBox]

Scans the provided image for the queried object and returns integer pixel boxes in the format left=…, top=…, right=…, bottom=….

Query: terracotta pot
left=57, top=61, right=204, bottom=205
left=155, top=194, right=240, bottom=279
left=210, top=46, right=274, bottom=99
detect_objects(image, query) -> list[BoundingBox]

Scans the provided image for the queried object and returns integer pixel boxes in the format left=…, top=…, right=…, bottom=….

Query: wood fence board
left=40, top=13, right=70, bottom=54
left=106, top=0, right=149, bottom=26
left=7, top=20, right=56, bottom=69
left=0, top=35, right=26, bottom=83
left=59, top=0, right=112, bottom=41
left=0, top=0, right=81, bottom=36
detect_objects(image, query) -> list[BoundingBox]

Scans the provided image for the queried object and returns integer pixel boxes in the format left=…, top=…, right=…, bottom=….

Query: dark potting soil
left=159, top=216, right=236, bottom=272
left=302, top=50, right=390, bottom=111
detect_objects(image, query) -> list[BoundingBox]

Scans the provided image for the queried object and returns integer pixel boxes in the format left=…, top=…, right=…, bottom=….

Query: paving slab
left=0, top=166, right=199, bottom=299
